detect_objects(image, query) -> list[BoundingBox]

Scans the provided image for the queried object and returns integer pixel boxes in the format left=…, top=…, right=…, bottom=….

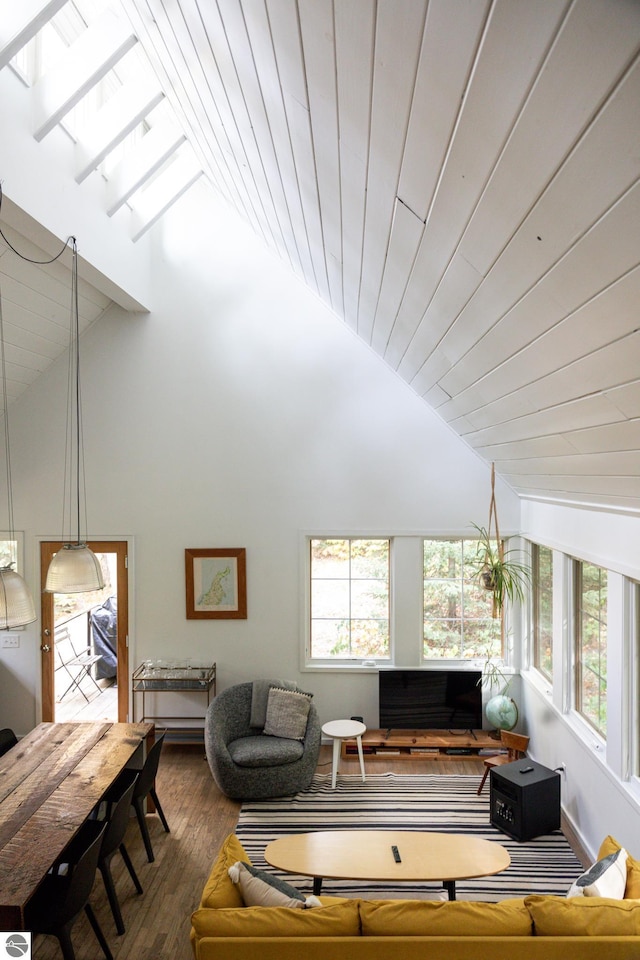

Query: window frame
left=422, top=536, right=503, bottom=663
left=0, top=533, right=25, bottom=576
left=306, top=536, right=392, bottom=667
left=631, top=580, right=640, bottom=781
left=531, top=543, right=553, bottom=681
left=573, top=557, right=608, bottom=739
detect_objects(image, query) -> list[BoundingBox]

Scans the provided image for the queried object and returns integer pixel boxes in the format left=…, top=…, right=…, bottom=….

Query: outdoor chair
left=477, top=729, right=530, bottom=795
left=54, top=624, right=102, bottom=702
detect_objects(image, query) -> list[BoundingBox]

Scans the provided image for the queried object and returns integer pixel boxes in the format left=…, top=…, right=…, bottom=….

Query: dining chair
left=96, top=768, right=143, bottom=934
left=477, top=729, right=530, bottom=795
left=25, top=819, right=113, bottom=960
left=0, top=728, right=17, bottom=757
left=131, top=732, right=170, bottom=862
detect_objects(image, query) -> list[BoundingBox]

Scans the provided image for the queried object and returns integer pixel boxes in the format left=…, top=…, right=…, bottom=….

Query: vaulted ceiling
left=1, top=0, right=639, bottom=513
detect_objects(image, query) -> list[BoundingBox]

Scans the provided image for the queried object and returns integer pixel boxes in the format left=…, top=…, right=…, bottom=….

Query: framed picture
left=185, top=548, right=247, bottom=619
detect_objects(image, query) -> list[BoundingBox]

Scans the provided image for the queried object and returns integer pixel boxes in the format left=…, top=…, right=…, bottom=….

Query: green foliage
left=310, top=538, right=390, bottom=659
left=577, top=562, right=607, bottom=736
left=477, top=656, right=512, bottom=694
left=423, top=538, right=501, bottom=660
left=533, top=544, right=553, bottom=679
left=469, top=523, right=531, bottom=616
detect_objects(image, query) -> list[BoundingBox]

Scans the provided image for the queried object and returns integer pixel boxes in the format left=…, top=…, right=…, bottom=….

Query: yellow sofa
left=190, top=834, right=640, bottom=960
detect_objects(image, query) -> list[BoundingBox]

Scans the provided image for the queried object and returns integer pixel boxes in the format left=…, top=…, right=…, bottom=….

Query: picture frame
left=185, top=548, right=247, bottom=619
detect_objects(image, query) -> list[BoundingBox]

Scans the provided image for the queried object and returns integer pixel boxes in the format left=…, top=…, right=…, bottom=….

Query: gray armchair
left=205, top=681, right=321, bottom=800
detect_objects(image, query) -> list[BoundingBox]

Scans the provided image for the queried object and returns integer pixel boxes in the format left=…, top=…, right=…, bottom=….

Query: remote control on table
left=391, top=845, right=401, bottom=862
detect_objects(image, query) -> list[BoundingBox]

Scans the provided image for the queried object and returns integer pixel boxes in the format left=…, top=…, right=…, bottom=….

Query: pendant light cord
left=0, top=182, right=73, bottom=265
left=0, top=284, right=15, bottom=554
left=0, top=182, right=83, bottom=545
left=70, top=238, right=88, bottom=546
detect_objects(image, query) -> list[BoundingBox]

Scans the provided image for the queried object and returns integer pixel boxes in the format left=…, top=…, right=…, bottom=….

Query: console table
left=341, top=728, right=504, bottom=762
left=132, top=661, right=216, bottom=732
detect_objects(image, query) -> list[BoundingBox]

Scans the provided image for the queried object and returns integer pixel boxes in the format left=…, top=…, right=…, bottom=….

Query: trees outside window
left=0, top=539, right=18, bottom=572
left=309, top=539, right=390, bottom=660
left=575, top=560, right=607, bottom=737
left=423, top=539, right=501, bottom=660
left=532, top=544, right=553, bottom=680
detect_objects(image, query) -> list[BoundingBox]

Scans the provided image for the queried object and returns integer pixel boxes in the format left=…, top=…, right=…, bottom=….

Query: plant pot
left=480, top=568, right=496, bottom=591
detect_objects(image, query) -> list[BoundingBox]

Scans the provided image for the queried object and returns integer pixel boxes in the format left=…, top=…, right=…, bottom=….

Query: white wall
left=1, top=181, right=520, bottom=735
left=3, top=179, right=640, bottom=861
left=521, top=499, right=640, bottom=860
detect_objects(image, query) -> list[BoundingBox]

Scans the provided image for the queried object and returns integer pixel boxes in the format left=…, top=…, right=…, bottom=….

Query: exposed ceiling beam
left=0, top=0, right=68, bottom=71
left=32, top=6, right=137, bottom=141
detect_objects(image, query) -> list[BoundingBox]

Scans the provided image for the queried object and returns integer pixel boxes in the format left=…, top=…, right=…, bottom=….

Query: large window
left=634, top=581, right=640, bottom=778
left=575, top=560, right=607, bottom=737
left=532, top=544, right=553, bottom=680
left=0, top=539, right=19, bottom=572
left=423, top=539, right=501, bottom=660
left=309, top=539, right=390, bottom=661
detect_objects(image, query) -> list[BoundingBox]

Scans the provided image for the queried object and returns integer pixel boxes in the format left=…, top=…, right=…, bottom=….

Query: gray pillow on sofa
left=263, top=687, right=312, bottom=741
left=250, top=678, right=297, bottom=728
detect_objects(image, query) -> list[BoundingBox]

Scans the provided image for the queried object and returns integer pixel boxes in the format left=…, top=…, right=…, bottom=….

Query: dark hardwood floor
left=31, top=744, right=586, bottom=959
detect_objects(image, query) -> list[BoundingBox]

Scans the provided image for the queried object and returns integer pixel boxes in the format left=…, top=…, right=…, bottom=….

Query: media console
left=341, top=728, right=505, bottom=762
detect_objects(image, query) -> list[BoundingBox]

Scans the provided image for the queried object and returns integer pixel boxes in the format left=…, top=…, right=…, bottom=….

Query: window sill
left=302, top=660, right=384, bottom=673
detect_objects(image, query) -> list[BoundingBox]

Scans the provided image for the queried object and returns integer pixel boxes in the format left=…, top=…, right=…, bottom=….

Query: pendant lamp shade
left=0, top=566, right=36, bottom=628
left=45, top=544, right=105, bottom=594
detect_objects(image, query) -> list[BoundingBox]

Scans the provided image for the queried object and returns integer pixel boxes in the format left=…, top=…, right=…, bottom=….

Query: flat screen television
left=378, top=669, right=482, bottom=731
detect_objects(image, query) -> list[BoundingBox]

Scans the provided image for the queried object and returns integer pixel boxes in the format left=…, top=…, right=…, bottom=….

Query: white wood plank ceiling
left=1, top=0, right=640, bottom=514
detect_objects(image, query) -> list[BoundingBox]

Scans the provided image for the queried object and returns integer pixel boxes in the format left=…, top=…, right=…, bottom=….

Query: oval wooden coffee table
left=264, top=829, right=510, bottom=898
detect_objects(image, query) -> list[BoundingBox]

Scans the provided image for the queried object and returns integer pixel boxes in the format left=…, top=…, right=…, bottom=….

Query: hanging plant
left=470, top=464, right=531, bottom=618
left=477, top=656, right=512, bottom=695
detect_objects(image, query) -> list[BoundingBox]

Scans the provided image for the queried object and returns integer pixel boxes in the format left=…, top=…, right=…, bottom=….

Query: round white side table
left=321, top=719, right=367, bottom=789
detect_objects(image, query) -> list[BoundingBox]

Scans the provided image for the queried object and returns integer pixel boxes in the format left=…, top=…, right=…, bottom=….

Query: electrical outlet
left=2, top=634, right=20, bottom=648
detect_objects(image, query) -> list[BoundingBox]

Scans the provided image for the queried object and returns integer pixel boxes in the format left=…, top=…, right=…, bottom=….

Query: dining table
left=0, top=720, right=153, bottom=930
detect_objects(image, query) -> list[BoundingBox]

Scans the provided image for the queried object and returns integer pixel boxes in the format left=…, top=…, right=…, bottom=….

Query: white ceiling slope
left=123, top=0, right=640, bottom=514
left=1, top=0, right=639, bottom=514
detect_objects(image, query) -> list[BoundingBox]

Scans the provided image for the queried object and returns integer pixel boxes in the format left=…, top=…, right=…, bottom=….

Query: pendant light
left=0, top=276, right=36, bottom=627
left=45, top=239, right=104, bottom=594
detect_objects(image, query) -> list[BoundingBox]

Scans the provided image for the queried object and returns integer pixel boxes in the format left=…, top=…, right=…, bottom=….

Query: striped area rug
left=236, top=773, right=583, bottom=902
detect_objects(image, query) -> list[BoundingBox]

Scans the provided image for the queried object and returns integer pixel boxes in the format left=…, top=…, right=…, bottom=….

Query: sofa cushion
left=263, top=687, right=312, bottom=741
left=200, top=834, right=251, bottom=910
left=190, top=900, right=360, bottom=939
left=525, top=894, right=640, bottom=936
left=359, top=898, right=532, bottom=937
left=228, top=734, right=304, bottom=767
left=228, top=861, right=320, bottom=909
left=567, top=848, right=628, bottom=899
left=598, top=835, right=640, bottom=899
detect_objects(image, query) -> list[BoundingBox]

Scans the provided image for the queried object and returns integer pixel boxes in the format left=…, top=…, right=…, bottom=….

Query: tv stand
left=341, top=729, right=503, bottom=762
